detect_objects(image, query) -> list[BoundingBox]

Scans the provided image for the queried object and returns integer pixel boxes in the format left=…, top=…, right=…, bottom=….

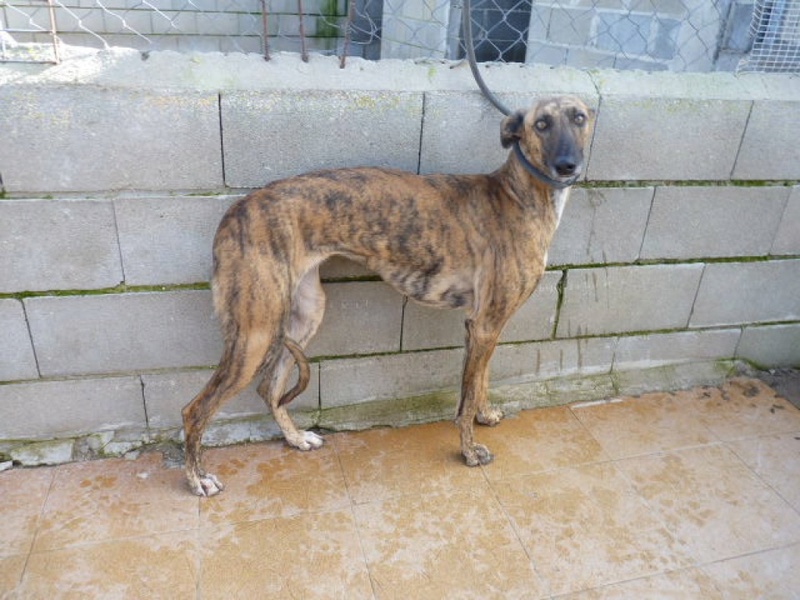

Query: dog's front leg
left=456, top=318, right=501, bottom=466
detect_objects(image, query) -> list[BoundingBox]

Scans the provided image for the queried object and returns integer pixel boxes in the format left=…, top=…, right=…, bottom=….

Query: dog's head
left=501, top=96, right=595, bottom=184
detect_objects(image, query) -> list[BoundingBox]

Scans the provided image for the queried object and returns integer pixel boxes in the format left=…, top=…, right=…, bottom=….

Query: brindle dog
left=182, top=96, right=595, bottom=496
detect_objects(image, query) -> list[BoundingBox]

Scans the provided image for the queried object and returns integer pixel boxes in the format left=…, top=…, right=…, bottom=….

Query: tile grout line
left=17, top=466, right=59, bottom=590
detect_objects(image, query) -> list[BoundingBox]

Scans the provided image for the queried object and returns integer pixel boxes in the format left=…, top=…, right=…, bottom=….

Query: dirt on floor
left=755, top=368, right=800, bottom=410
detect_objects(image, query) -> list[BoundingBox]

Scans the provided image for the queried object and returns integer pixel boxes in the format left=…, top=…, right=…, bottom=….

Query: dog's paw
left=288, top=430, right=325, bottom=451
left=462, top=443, right=494, bottom=467
left=477, top=407, right=505, bottom=427
left=188, top=472, right=224, bottom=497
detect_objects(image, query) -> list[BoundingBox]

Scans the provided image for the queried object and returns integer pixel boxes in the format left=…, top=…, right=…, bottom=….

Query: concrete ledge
left=736, top=323, right=800, bottom=368
left=0, top=299, right=38, bottom=381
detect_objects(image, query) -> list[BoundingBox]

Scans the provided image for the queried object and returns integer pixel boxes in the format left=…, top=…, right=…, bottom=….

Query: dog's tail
left=278, top=337, right=311, bottom=407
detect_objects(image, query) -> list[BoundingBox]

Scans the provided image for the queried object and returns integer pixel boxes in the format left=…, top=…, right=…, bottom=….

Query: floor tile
left=0, top=554, right=27, bottom=597
left=0, top=466, right=54, bottom=557
left=493, top=462, right=692, bottom=596
left=693, top=378, right=800, bottom=441
left=354, top=487, right=545, bottom=599
left=701, top=543, right=800, bottom=598
left=332, top=421, right=486, bottom=504
left=617, top=444, right=800, bottom=563
left=477, top=406, right=608, bottom=482
left=200, top=509, right=373, bottom=599
left=555, top=567, right=723, bottom=599
left=199, top=442, right=351, bottom=526
left=18, top=531, right=198, bottom=599
left=571, top=391, right=718, bottom=459
left=728, top=431, right=800, bottom=512
left=33, top=453, right=198, bottom=552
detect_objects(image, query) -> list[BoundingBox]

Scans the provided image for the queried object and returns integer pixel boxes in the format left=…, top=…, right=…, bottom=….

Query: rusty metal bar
left=340, top=0, right=355, bottom=68
left=260, top=0, right=270, bottom=61
left=297, top=0, right=308, bottom=62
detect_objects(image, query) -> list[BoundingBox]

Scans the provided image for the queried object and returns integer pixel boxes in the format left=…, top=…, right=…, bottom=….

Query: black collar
left=513, top=141, right=579, bottom=190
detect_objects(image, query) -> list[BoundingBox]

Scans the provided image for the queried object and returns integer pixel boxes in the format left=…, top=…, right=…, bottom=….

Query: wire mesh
left=0, top=0, right=798, bottom=72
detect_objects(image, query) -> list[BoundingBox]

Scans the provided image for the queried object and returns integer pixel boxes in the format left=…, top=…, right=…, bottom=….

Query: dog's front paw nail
left=477, top=407, right=505, bottom=427
left=191, top=473, right=224, bottom=497
left=463, top=444, right=494, bottom=467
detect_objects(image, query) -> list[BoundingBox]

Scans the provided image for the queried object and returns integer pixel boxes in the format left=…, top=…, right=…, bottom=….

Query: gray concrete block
left=0, top=86, right=222, bottom=192
left=0, top=299, right=38, bottom=381
left=222, top=90, right=423, bottom=187
left=115, top=196, right=238, bottom=285
left=737, top=323, right=800, bottom=368
left=614, top=329, right=741, bottom=371
left=734, top=100, right=800, bottom=180
left=0, top=199, right=123, bottom=293
left=143, top=366, right=319, bottom=430
left=557, top=264, right=705, bottom=337
left=640, top=186, right=789, bottom=260
left=691, top=260, right=800, bottom=327
left=320, top=348, right=463, bottom=408
left=548, top=187, right=654, bottom=266
left=420, top=91, right=599, bottom=175
left=772, top=187, right=800, bottom=256
left=587, top=72, right=752, bottom=181
left=26, top=291, right=222, bottom=376
left=491, top=337, right=617, bottom=383
left=0, top=376, right=145, bottom=439
left=319, top=256, right=375, bottom=281
left=401, top=271, right=561, bottom=351
left=306, top=282, right=403, bottom=357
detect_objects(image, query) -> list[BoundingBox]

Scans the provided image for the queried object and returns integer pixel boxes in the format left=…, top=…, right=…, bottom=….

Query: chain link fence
left=1, top=0, right=798, bottom=72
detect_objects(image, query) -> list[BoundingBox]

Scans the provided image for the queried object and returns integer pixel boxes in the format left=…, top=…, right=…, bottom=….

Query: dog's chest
left=551, top=188, right=570, bottom=229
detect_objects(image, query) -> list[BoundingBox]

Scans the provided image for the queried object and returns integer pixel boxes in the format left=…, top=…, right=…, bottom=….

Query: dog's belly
left=371, top=261, right=475, bottom=310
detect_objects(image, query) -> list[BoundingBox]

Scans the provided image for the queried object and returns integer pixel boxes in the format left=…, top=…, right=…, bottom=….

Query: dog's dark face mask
left=501, top=96, right=595, bottom=184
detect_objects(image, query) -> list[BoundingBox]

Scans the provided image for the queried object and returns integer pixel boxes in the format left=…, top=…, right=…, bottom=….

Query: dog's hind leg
left=182, top=331, right=281, bottom=496
left=257, top=265, right=327, bottom=451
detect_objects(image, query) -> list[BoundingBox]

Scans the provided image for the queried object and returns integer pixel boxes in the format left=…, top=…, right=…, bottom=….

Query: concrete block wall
left=0, top=49, right=798, bottom=464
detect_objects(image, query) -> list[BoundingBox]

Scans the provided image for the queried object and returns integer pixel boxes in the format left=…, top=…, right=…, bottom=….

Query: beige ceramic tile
left=617, top=444, right=800, bottom=563
left=0, top=554, right=27, bottom=597
left=556, top=567, right=723, bottom=599
left=33, top=453, right=198, bottom=552
left=702, top=542, right=800, bottom=598
left=0, top=466, right=54, bottom=556
left=477, top=406, right=608, bottom=482
left=728, top=431, right=800, bottom=512
left=332, top=421, right=487, bottom=504
left=19, top=531, right=198, bottom=599
left=494, top=462, right=692, bottom=596
left=200, top=509, right=373, bottom=599
left=571, top=391, right=718, bottom=459
left=354, top=486, right=546, bottom=599
left=692, top=378, right=800, bottom=441
left=200, top=441, right=351, bottom=526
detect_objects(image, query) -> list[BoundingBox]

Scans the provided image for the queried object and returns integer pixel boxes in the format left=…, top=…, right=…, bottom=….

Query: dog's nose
left=554, top=158, right=578, bottom=176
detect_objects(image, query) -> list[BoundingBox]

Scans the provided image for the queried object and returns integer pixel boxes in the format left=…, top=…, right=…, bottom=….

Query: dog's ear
left=500, top=110, right=525, bottom=148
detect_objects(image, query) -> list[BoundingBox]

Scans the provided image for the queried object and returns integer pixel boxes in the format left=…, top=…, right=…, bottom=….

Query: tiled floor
left=3, top=376, right=800, bottom=599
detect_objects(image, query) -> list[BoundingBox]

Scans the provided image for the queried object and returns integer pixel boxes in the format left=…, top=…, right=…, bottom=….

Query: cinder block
left=115, top=196, right=238, bottom=286
left=548, top=187, right=654, bottom=266
left=0, top=199, right=123, bottom=293
left=26, top=291, right=222, bottom=377
left=0, top=299, right=38, bottom=381
left=222, top=90, right=423, bottom=187
left=772, top=187, right=800, bottom=256
left=0, top=376, right=145, bottom=439
left=319, top=256, right=374, bottom=281
left=614, top=329, right=741, bottom=371
left=587, top=71, right=751, bottom=180
left=734, top=100, right=800, bottom=180
left=420, top=91, right=599, bottom=175
left=491, top=337, right=616, bottom=383
left=556, top=264, right=704, bottom=338
left=0, top=86, right=222, bottom=192
left=143, top=366, right=319, bottom=430
left=401, top=271, right=561, bottom=351
left=306, top=282, right=403, bottom=357
left=640, top=186, right=789, bottom=260
left=737, top=323, right=800, bottom=368
left=319, top=348, right=463, bottom=408
left=691, top=260, right=800, bottom=327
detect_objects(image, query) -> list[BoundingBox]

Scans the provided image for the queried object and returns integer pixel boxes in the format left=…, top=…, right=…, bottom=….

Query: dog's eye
left=574, top=113, right=586, bottom=125
left=534, top=119, right=549, bottom=131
